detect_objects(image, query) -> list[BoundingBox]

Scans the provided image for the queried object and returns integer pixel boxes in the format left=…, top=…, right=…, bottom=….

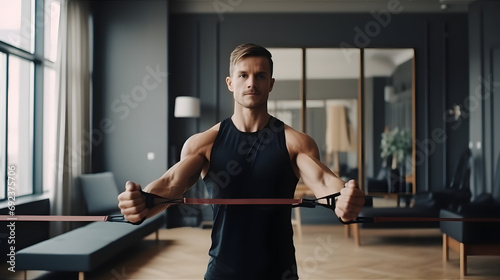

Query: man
left=118, top=43, right=365, bottom=279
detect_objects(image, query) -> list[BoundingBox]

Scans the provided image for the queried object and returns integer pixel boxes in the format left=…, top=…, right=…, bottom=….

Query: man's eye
left=239, top=74, right=247, bottom=78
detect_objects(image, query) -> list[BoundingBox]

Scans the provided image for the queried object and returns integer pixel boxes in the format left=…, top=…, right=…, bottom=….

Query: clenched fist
left=334, top=180, right=365, bottom=222
left=117, top=181, right=149, bottom=224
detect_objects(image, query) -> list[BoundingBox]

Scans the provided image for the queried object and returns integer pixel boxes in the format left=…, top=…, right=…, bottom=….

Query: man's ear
left=226, top=76, right=233, bottom=92
left=269, top=78, right=275, bottom=92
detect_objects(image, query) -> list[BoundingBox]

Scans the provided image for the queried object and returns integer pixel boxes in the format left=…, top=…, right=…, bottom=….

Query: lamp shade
left=174, top=96, right=200, bottom=118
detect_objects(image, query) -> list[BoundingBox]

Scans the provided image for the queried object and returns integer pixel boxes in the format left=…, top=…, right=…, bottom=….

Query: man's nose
left=247, top=75, right=256, bottom=88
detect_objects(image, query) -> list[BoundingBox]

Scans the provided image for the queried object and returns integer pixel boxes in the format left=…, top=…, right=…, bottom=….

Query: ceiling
left=171, top=0, right=475, bottom=14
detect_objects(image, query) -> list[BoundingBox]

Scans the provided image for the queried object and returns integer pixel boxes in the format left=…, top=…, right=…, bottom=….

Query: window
left=0, top=53, right=6, bottom=199
left=43, top=66, right=57, bottom=193
left=0, top=0, right=61, bottom=200
left=44, top=0, right=60, bottom=62
left=7, top=56, right=34, bottom=197
left=42, top=0, right=60, bottom=194
left=0, top=0, right=35, bottom=53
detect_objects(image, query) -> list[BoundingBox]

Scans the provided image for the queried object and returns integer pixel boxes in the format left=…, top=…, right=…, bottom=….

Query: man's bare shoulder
left=181, top=123, right=220, bottom=158
left=283, top=123, right=319, bottom=157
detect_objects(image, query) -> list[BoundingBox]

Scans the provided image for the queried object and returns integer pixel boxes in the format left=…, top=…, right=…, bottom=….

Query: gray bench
left=16, top=215, right=164, bottom=280
left=15, top=172, right=165, bottom=280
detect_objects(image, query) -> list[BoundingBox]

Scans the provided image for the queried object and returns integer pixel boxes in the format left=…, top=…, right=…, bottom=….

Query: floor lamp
left=172, top=96, right=203, bottom=226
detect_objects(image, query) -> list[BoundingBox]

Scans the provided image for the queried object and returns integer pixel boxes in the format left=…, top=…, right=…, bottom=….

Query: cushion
left=79, top=172, right=120, bottom=215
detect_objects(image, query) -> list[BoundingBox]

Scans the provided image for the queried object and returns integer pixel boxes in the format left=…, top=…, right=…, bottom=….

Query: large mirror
left=268, top=48, right=360, bottom=183
left=267, top=48, right=303, bottom=132
left=268, top=48, right=415, bottom=196
left=364, top=49, right=415, bottom=195
left=305, top=48, right=359, bottom=181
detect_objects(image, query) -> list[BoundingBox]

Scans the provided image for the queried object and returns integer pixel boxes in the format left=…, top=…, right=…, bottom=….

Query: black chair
left=441, top=152, right=500, bottom=277
left=416, top=148, right=472, bottom=211
left=352, top=148, right=473, bottom=246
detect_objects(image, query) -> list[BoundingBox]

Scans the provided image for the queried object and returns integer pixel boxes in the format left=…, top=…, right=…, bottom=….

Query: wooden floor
left=2, top=225, right=500, bottom=279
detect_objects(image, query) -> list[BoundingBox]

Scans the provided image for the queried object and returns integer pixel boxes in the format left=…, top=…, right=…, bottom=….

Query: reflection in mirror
left=268, top=48, right=414, bottom=195
left=268, top=48, right=360, bottom=182
left=364, top=48, right=414, bottom=194
left=267, top=48, right=302, bottom=131
left=305, top=49, right=359, bottom=181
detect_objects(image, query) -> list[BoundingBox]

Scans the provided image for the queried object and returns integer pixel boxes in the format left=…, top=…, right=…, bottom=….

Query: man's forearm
left=142, top=154, right=206, bottom=219
left=296, top=153, right=345, bottom=197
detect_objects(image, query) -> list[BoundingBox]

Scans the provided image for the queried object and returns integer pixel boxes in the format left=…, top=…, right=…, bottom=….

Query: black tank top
left=203, top=116, right=299, bottom=280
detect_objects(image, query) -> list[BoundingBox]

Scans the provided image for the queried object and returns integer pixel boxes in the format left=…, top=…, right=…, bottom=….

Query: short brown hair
left=229, top=43, right=273, bottom=77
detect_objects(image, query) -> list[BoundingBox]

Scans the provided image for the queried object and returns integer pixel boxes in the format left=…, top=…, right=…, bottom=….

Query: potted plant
left=380, top=127, right=412, bottom=192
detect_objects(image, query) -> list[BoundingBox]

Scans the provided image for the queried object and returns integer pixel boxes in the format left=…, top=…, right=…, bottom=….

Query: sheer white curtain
left=50, top=0, right=91, bottom=235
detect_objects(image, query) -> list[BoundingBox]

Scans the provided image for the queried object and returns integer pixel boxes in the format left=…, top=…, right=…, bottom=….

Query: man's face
left=226, top=56, right=275, bottom=110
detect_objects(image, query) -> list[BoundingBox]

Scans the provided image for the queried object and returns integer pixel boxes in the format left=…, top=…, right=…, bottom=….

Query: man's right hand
left=117, top=181, right=149, bottom=224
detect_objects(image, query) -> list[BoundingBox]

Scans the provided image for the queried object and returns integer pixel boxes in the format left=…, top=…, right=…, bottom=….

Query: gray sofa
left=16, top=172, right=165, bottom=280
left=440, top=153, right=500, bottom=277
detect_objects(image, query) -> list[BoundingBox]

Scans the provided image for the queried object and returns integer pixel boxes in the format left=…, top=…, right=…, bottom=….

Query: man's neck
left=231, top=108, right=270, bottom=133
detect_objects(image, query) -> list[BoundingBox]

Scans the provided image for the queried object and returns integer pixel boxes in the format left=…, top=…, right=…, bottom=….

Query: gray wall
left=91, top=0, right=168, bottom=189
left=169, top=12, right=470, bottom=195
left=87, top=5, right=473, bottom=223
left=468, top=1, right=500, bottom=197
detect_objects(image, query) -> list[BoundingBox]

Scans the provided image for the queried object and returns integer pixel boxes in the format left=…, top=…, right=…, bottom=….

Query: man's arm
left=288, top=128, right=365, bottom=222
left=118, top=130, right=215, bottom=224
